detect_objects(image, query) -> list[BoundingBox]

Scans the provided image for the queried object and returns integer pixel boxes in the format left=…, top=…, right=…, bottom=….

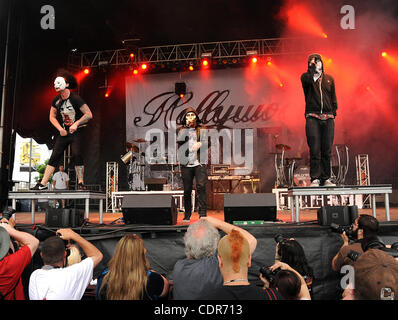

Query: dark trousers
left=305, top=117, right=334, bottom=183
left=48, top=130, right=84, bottom=167
left=181, top=165, right=207, bottom=219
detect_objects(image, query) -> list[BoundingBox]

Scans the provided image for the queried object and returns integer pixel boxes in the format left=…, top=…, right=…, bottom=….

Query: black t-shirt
left=51, top=92, right=86, bottom=128
left=202, top=284, right=283, bottom=300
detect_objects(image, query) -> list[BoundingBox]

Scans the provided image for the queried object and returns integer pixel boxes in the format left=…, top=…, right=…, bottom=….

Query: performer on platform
left=177, top=107, right=208, bottom=222
left=301, top=53, right=337, bottom=187
left=32, top=70, right=93, bottom=190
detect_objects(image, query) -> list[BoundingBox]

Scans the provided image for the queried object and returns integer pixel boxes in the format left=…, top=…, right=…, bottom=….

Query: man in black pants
left=31, top=70, right=93, bottom=190
left=301, top=53, right=338, bottom=187
left=177, top=108, right=208, bottom=223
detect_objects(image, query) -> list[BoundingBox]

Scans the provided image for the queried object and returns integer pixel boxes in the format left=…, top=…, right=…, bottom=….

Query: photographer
left=28, top=228, right=102, bottom=300
left=332, top=214, right=379, bottom=272
left=274, top=236, right=314, bottom=295
left=260, top=261, right=311, bottom=300
left=0, top=217, right=39, bottom=300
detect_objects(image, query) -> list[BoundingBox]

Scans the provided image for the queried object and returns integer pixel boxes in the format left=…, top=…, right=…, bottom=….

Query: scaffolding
left=356, top=154, right=371, bottom=208
left=106, top=162, right=118, bottom=212
left=68, top=37, right=316, bottom=70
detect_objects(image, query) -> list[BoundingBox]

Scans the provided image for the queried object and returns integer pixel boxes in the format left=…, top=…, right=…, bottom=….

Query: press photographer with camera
left=28, top=228, right=103, bottom=300
left=259, top=261, right=311, bottom=300
left=273, top=235, right=314, bottom=295
left=331, top=214, right=379, bottom=272
left=0, top=217, right=39, bottom=300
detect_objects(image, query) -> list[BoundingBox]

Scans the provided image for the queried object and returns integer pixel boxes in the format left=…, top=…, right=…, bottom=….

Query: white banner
left=126, top=67, right=290, bottom=141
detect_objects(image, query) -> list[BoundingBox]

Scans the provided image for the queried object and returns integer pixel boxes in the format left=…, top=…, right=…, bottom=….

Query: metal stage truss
left=68, top=37, right=315, bottom=70
left=106, top=162, right=118, bottom=213
left=356, top=154, right=371, bottom=208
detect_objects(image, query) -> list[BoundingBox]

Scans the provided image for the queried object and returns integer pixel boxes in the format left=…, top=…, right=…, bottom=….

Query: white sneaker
left=323, top=179, right=336, bottom=187
left=310, top=179, right=320, bottom=187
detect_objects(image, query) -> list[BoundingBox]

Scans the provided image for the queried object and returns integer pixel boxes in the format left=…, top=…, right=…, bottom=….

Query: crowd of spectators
left=1, top=212, right=397, bottom=301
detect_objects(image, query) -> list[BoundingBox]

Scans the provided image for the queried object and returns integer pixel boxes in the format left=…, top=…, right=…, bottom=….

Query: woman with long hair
left=96, top=234, right=169, bottom=300
left=275, top=238, right=314, bottom=296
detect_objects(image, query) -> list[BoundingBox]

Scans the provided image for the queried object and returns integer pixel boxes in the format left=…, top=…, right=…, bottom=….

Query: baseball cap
left=354, top=249, right=398, bottom=300
left=0, top=226, right=11, bottom=261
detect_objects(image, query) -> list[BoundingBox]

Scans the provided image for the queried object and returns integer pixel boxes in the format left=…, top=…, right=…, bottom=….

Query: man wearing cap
left=177, top=107, right=209, bottom=222
left=0, top=218, right=39, bottom=300
left=301, top=53, right=338, bottom=187
left=342, top=249, right=398, bottom=300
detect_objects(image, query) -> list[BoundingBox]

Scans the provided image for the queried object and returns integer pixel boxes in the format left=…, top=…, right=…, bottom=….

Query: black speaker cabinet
left=122, top=194, right=177, bottom=225
left=45, top=208, right=84, bottom=227
left=224, top=193, right=277, bottom=223
left=317, top=205, right=358, bottom=226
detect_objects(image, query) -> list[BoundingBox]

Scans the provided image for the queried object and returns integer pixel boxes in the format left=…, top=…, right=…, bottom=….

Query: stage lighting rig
left=175, top=82, right=186, bottom=98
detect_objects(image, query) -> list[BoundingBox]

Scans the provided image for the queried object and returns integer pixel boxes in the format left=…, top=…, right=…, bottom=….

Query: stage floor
left=10, top=207, right=398, bottom=226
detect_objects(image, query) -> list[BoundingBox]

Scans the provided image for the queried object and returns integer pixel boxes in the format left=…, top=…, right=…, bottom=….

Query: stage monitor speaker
left=224, top=193, right=277, bottom=223
left=122, top=194, right=177, bottom=225
left=317, top=205, right=358, bottom=226
left=45, top=208, right=84, bottom=227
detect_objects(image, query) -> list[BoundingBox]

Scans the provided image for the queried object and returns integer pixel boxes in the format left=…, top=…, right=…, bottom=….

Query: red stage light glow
left=189, top=65, right=194, bottom=71
left=133, top=69, right=138, bottom=75
left=105, top=92, right=109, bottom=98
left=141, top=63, right=148, bottom=70
left=202, top=59, right=209, bottom=67
left=381, top=51, right=387, bottom=57
left=251, top=57, right=258, bottom=64
left=83, top=68, right=90, bottom=74
left=130, top=53, right=135, bottom=58
left=285, top=4, right=327, bottom=39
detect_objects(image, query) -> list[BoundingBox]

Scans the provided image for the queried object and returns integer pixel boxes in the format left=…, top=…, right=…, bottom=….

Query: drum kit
left=121, top=138, right=148, bottom=191
left=121, top=138, right=184, bottom=191
left=272, top=143, right=349, bottom=187
left=272, top=144, right=301, bottom=188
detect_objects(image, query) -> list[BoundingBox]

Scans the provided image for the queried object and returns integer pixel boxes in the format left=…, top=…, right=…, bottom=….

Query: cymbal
left=276, top=144, right=291, bottom=151
left=126, top=142, right=139, bottom=153
left=133, top=138, right=148, bottom=143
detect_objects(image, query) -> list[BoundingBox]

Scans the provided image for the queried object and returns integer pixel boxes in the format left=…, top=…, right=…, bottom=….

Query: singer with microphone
left=301, top=53, right=338, bottom=187
left=177, top=107, right=208, bottom=223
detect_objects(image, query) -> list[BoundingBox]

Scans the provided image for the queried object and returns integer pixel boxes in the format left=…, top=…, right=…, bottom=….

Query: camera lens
left=274, top=234, right=284, bottom=243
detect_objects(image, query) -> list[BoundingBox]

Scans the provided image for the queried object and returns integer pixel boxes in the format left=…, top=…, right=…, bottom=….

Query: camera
left=347, top=239, right=398, bottom=261
left=274, top=234, right=287, bottom=244
left=1, top=208, right=16, bottom=221
left=259, top=266, right=281, bottom=287
left=330, top=223, right=356, bottom=240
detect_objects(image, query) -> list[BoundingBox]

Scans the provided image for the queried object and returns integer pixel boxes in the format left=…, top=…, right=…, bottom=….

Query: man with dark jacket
left=301, top=53, right=338, bottom=187
left=177, top=107, right=208, bottom=222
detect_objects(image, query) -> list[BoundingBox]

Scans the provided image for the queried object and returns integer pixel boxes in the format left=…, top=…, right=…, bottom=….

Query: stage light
left=322, top=33, right=328, bottom=39
left=130, top=53, right=135, bottom=58
left=382, top=51, right=387, bottom=57
left=83, top=68, right=90, bottom=74
left=105, top=92, right=110, bottom=98
left=189, top=65, right=194, bottom=71
left=251, top=57, right=258, bottom=64
left=175, top=82, right=186, bottom=98
left=141, top=63, right=148, bottom=70
left=267, top=61, right=272, bottom=66
left=202, top=59, right=209, bottom=67
left=133, top=69, right=138, bottom=75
